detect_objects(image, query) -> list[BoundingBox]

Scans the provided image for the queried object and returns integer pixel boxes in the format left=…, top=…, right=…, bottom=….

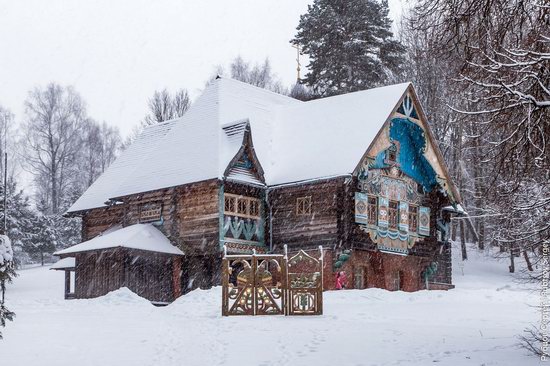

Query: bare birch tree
left=22, top=83, right=86, bottom=214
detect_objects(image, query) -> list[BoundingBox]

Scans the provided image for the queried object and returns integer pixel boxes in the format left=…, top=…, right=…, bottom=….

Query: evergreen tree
left=291, top=0, right=405, bottom=97
left=0, top=181, right=37, bottom=265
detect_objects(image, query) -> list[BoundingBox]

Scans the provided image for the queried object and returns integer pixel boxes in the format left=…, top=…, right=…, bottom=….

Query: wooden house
left=57, top=77, right=466, bottom=302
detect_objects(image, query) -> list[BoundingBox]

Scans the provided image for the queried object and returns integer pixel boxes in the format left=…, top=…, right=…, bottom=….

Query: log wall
left=269, top=178, right=345, bottom=252
left=74, top=248, right=176, bottom=303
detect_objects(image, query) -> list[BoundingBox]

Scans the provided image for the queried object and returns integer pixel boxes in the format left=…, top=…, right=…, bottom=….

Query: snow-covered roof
left=50, top=257, right=75, bottom=270
left=68, top=78, right=410, bottom=213
left=442, top=204, right=467, bottom=215
left=54, top=224, right=184, bottom=256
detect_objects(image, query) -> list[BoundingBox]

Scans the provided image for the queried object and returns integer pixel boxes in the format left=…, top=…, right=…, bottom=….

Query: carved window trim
left=224, top=193, right=261, bottom=219
left=296, top=196, right=312, bottom=216
left=388, top=200, right=399, bottom=230
left=139, top=201, right=163, bottom=223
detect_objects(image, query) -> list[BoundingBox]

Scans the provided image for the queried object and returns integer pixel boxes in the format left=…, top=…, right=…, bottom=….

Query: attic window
left=296, top=196, right=312, bottom=216
left=387, top=144, right=397, bottom=163
left=139, top=202, right=162, bottom=223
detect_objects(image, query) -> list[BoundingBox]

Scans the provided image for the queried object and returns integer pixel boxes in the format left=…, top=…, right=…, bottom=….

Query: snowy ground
left=0, top=244, right=540, bottom=366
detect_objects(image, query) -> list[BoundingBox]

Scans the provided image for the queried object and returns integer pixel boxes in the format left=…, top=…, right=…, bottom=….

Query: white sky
left=0, top=0, right=405, bottom=138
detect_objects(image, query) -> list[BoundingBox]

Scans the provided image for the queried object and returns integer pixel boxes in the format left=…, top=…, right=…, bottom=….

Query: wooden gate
left=222, top=245, right=323, bottom=316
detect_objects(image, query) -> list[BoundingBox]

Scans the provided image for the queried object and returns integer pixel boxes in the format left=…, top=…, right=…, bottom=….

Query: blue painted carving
left=371, top=149, right=390, bottom=169
left=235, top=153, right=253, bottom=169
left=397, top=95, right=419, bottom=119
left=389, top=118, right=438, bottom=192
left=223, top=216, right=264, bottom=243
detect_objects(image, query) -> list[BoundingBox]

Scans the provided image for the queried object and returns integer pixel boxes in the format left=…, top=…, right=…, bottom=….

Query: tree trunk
left=41, top=251, right=44, bottom=266
left=460, top=220, right=468, bottom=261
left=509, top=246, right=515, bottom=273
left=523, top=250, right=533, bottom=272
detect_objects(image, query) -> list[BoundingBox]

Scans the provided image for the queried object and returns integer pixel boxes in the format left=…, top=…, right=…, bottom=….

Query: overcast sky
left=0, top=0, right=405, bottom=137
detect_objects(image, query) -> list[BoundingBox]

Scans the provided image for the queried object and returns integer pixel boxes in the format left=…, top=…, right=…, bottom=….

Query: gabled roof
left=54, top=224, right=184, bottom=256
left=68, top=78, right=454, bottom=214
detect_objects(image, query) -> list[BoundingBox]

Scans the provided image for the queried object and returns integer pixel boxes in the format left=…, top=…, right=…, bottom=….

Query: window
left=354, top=267, right=365, bottom=289
left=387, top=143, right=398, bottom=163
left=388, top=149, right=396, bottom=162
left=224, top=193, right=261, bottom=219
left=139, top=202, right=162, bottom=223
left=224, top=195, right=236, bottom=213
left=408, top=205, right=418, bottom=233
left=237, top=198, right=247, bottom=215
left=388, top=200, right=399, bottom=230
left=296, top=196, right=312, bottom=215
left=367, top=196, right=377, bottom=225
left=393, top=270, right=404, bottom=291
left=249, top=200, right=259, bottom=217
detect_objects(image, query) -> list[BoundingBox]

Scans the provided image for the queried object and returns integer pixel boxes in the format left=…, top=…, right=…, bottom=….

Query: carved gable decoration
left=226, top=148, right=263, bottom=185
left=223, top=121, right=265, bottom=186
left=418, top=206, right=431, bottom=236
left=378, top=196, right=389, bottom=228
left=354, top=192, right=369, bottom=225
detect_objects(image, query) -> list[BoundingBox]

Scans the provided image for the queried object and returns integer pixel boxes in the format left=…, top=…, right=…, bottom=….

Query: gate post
left=318, top=245, right=324, bottom=315
left=222, top=246, right=229, bottom=316
left=251, top=249, right=257, bottom=316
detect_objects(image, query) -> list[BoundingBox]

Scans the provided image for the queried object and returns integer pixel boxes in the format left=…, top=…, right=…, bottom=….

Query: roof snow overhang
left=54, top=224, right=184, bottom=257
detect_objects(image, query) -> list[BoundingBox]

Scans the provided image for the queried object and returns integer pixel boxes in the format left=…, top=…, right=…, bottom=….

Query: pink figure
left=335, top=271, right=347, bottom=290
left=340, top=271, right=348, bottom=289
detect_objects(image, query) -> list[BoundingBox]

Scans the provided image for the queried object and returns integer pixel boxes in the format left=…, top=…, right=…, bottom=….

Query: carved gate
left=222, top=245, right=323, bottom=316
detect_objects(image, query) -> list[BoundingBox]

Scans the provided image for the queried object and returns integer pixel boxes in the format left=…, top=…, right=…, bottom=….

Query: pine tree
left=291, top=0, right=405, bottom=97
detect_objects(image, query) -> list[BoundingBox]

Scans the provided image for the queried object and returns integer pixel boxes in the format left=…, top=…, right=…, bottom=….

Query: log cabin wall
left=269, top=177, right=345, bottom=253
left=174, top=179, right=220, bottom=255
left=79, top=179, right=222, bottom=293
left=82, top=206, right=125, bottom=241
left=175, top=179, right=220, bottom=290
left=74, top=249, right=124, bottom=299
left=74, top=248, right=175, bottom=303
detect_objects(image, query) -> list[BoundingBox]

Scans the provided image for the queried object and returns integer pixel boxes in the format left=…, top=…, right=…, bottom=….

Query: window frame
left=367, top=195, right=378, bottom=226
left=296, top=196, right=312, bottom=216
left=139, top=201, right=163, bottom=223
left=408, top=204, right=418, bottom=233
left=388, top=200, right=399, bottom=230
left=224, top=193, right=261, bottom=219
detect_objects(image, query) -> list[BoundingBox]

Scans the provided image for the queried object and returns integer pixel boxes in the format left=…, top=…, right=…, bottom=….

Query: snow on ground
left=0, top=244, right=540, bottom=366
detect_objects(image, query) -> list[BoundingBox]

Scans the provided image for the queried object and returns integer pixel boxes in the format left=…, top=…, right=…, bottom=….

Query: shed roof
left=54, top=224, right=184, bottom=256
left=68, top=78, right=447, bottom=214
left=50, top=257, right=75, bottom=270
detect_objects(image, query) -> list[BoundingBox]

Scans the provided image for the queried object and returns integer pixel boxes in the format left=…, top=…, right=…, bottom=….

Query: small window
left=296, top=196, right=312, bottom=215
left=408, top=205, right=418, bottom=232
left=367, top=196, right=377, bottom=225
left=224, top=195, right=236, bottom=213
left=249, top=200, right=259, bottom=217
left=393, top=270, right=404, bottom=291
left=387, top=144, right=398, bottom=163
left=354, top=266, right=365, bottom=289
left=388, top=200, right=399, bottom=230
left=237, top=198, right=248, bottom=215
left=139, top=202, right=162, bottom=223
